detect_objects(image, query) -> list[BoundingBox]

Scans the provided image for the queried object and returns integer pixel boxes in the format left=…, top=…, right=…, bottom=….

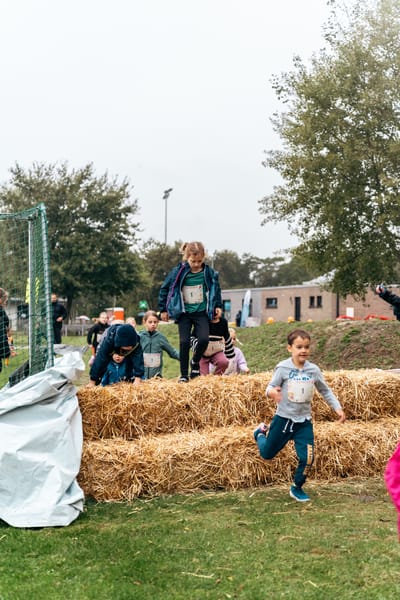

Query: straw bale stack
left=78, top=369, right=400, bottom=441
left=319, top=369, right=400, bottom=421
left=78, top=418, right=400, bottom=501
left=78, top=374, right=273, bottom=440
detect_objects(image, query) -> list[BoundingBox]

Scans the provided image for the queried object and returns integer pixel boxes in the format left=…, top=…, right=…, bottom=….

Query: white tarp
left=0, top=351, right=85, bottom=527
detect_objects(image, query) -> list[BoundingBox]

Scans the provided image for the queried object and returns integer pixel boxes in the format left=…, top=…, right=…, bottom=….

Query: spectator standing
left=375, top=284, right=400, bottom=320
left=51, top=293, right=67, bottom=344
left=0, top=288, right=11, bottom=374
left=235, top=310, right=242, bottom=327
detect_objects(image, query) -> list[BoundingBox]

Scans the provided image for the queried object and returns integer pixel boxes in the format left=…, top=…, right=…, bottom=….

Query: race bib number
left=182, top=284, right=203, bottom=304
left=287, top=378, right=314, bottom=403
left=143, top=353, right=161, bottom=368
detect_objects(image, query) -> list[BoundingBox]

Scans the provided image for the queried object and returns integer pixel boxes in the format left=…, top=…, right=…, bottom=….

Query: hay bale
left=78, top=418, right=400, bottom=501
left=321, top=369, right=400, bottom=420
left=78, top=374, right=273, bottom=440
left=78, top=370, right=400, bottom=441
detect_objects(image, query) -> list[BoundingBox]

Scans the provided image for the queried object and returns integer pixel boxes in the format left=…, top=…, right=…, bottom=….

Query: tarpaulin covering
left=0, top=351, right=85, bottom=527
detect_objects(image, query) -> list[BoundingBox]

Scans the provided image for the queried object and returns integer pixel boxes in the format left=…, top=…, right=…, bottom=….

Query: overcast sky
left=0, top=0, right=333, bottom=258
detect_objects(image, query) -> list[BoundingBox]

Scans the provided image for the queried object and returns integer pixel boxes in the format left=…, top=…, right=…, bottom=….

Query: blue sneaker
left=253, top=422, right=269, bottom=442
left=289, top=485, right=310, bottom=502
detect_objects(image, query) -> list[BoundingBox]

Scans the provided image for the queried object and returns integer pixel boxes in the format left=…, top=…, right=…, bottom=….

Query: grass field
left=0, top=478, right=399, bottom=599
left=2, top=321, right=400, bottom=598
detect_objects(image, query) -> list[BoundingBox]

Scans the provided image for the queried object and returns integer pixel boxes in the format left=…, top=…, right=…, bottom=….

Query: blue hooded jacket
left=158, top=262, right=222, bottom=321
left=101, top=359, right=127, bottom=386
left=89, top=324, right=144, bottom=385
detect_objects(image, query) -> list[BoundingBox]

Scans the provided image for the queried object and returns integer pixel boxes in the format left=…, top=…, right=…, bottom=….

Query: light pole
left=163, top=188, right=173, bottom=245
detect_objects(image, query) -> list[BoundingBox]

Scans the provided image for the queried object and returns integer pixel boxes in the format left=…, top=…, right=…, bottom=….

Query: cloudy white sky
left=0, top=0, right=333, bottom=258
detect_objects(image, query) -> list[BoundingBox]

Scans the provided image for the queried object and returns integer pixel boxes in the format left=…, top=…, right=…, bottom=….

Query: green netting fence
left=0, top=203, right=53, bottom=388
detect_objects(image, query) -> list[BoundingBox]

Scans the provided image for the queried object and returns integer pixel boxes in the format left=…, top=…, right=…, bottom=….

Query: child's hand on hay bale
left=336, top=408, right=346, bottom=423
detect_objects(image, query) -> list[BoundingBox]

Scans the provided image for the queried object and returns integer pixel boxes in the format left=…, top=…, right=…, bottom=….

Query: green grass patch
left=0, top=478, right=399, bottom=599
left=2, top=324, right=400, bottom=597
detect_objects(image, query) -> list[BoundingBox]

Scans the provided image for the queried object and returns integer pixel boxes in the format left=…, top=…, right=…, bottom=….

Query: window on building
left=223, top=299, right=231, bottom=320
left=266, top=297, right=278, bottom=309
left=309, top=295, right=322, bottom=308
left=223, top=299, right=231, bottom=312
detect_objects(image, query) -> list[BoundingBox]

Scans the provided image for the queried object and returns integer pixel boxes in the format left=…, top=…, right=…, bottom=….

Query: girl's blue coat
left=158, top=262, right=222, bottom=321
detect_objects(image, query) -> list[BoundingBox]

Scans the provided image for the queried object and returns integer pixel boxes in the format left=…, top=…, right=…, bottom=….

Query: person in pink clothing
left=192, top=308, right=235, bottom=375
left=385, top=443, right=400, bottom=539
left=223, top=328, right=250, bottom=375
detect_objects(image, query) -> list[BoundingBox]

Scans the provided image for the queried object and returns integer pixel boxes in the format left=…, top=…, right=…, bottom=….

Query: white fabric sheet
left=0, top=351, right=85, bottom=527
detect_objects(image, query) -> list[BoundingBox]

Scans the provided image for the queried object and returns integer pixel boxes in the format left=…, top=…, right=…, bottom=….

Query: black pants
left=177, top=311, right=209, bottom=378
left=53, top=324, right=62, bottom=344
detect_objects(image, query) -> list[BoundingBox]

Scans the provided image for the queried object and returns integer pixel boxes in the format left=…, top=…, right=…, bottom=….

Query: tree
left=275, top=254, right=322, bottom=286
left=0, top=162, right=143, bottom=315
left=212, top=250, right=253, bottom=289
left=259, top=0, right=400, bottom=297
left=140, top=240, right=182, bottom=310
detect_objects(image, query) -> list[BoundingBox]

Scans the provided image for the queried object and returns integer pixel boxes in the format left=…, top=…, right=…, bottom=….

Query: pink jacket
left=385, top=442, right=400, bottom=539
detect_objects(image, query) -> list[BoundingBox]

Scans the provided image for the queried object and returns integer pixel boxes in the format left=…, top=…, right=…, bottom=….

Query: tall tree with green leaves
left=259, top=0, right=400, bottom=297
left=140, top=240, right=183, bottom=310
left=212, top=250, right=253, bottom=289
left=0, top=162, right=143, bottom=315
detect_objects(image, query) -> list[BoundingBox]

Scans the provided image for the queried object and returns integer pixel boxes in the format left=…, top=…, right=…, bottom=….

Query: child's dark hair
left=287, top=329, right=311, bottom=345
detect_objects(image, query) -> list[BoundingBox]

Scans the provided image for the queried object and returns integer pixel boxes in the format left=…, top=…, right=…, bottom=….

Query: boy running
left=254, top=329, right=345, bottom=502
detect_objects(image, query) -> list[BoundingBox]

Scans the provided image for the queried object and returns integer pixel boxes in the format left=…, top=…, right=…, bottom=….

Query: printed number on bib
left=287, top=378, right=314, bottom=403
left=182, top=284, right=203, bottom=304
left=144, top=353, right=161, bottom=368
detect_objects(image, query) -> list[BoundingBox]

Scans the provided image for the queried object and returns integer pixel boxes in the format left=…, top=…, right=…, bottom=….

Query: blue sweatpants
left=256, top=414, right=314, bottom=488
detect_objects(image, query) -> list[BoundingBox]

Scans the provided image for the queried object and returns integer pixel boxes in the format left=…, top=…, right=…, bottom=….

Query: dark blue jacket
left=101, top=360, right=127, bottom=386
left=158, top=262, right=222, bottom=321
left=90, top=323, right=145, bottom=385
